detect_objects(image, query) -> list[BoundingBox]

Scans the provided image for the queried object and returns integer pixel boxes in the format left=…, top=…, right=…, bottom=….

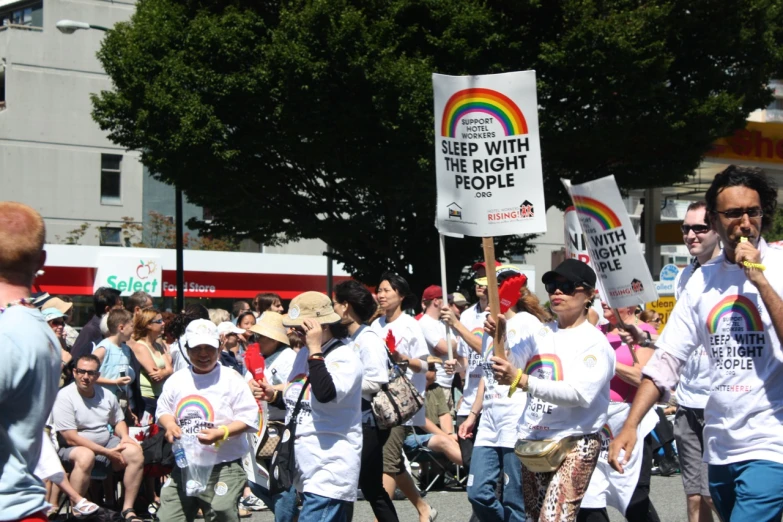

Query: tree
left=91, top=0, right=783, bottom=292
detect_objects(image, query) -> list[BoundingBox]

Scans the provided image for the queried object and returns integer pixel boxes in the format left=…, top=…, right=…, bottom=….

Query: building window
left=0, top=1, right=42, bottom=27
left=99, top=227, right=122, bottom=246
left=100, top=154, right=122, bottom=205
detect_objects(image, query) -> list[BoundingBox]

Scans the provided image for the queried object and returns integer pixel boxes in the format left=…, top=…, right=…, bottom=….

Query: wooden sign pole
left=482, top=237, right=505, bottom=359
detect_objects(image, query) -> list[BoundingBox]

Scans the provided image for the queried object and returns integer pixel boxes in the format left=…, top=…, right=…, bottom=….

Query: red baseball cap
left=472, top=260, right=502, bottom=271
left=422, top=285, right=445, bottom=301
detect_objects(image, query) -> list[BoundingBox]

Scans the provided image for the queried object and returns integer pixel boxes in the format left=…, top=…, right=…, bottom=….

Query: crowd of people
left=2, top=164, right=783, bottom=522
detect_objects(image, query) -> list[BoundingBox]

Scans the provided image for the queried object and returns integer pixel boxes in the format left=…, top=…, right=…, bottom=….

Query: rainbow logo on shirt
left=285, top=374, right=311, bottom=401
left=175, top=395, right=215, bottom=422
left=481, top=335, right=496, bottom=362
left=524, top=354, right=563, bottom=381
left=471, top=327, right=485, bottom=340
left=600, top=424, right=614, bottom=441
left=573, top=196, right=622, bottom=231
left=707, top=295, right=763, bottom=333
left=441, top=88, right=528, bottom=137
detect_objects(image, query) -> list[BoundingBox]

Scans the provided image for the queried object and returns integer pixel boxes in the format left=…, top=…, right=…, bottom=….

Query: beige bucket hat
left=282, top=291, right=341, bottom=327
left=249, top=312, right=290, bottom=345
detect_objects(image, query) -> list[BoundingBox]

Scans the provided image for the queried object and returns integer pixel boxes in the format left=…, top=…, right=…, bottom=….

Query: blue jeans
left=467, top=445, right=525, bottom=522
left=709, top=460, right=783, bottom=522
left=299, top=492, right=350, bottom=522
left=248, top=482, right=298, bottom=522
left=403, top=431, right=434, bottom=453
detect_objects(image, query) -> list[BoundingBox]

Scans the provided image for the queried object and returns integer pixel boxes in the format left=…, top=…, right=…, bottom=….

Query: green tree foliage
left=91, top=0, right=783, bottom=291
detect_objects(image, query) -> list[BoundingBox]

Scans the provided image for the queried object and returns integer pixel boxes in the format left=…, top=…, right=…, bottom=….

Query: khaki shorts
left=382, top=425, right=407, bottom=475
left=674, top=406, right=710, bottom=497
left=425, top=386, right=451, bottom=427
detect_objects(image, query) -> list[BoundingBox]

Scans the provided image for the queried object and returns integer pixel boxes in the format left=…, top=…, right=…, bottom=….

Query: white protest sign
left=564, top=206, right=590, bottom=263
left=562, top=176, right=658, bottom=308
left=433, top=71, right=547, bottom=237
left=93, top=255, right=162, bottom=297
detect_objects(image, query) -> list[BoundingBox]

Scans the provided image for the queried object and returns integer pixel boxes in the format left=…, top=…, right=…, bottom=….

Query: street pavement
left=248, top=474, right=688, bottom=521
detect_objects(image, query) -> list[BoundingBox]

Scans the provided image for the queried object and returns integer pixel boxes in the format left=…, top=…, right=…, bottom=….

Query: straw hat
left=41, top=297, right=73, bottom=315
left=249, top=312, right=289, bottom=345
left=282, top=291, right=341, bottom=327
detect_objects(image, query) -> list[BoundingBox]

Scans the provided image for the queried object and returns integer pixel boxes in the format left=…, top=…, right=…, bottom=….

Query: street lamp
left=57, top=18, right=186, bottom=312
left=56, top=20, right=110, bottom=33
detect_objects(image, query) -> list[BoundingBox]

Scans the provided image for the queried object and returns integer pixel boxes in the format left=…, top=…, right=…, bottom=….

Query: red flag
left=244, top=343, right=265, bottom=383
left=385, top=330, right=397, bottom=354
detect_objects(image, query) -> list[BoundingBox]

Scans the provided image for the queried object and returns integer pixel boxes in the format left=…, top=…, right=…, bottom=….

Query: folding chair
left=403, top=430, right=465, bottom=493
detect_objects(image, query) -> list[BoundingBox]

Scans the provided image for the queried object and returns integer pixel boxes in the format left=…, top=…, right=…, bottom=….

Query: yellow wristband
left=508, top=369, right=523, bottom=397
left=214, top=425, right=230, bottom=447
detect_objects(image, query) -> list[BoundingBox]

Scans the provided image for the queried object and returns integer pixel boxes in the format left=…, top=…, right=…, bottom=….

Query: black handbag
left=268, top=376, right=309, bottom=495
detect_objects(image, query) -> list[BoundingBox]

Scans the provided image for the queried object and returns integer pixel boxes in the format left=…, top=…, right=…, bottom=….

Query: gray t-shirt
left=53, top=383, right=123, bottom=447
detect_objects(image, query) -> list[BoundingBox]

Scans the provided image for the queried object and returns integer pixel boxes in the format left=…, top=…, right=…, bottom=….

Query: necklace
left=0, top=297, right=36, bottom=313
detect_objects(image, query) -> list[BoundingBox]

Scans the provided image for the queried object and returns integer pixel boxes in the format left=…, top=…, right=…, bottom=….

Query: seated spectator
left=93, top=309, right=136, bottom=406
left=71, top=287, right=123, bottom=361
left=52, top=355, right=145, bottom=522
left=43, top=307, right=72, bottom=371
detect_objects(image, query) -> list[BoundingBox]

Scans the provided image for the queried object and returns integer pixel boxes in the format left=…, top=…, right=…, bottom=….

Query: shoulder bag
left=268, top=377, right=309, bottom=495
left=371, top=347, right=425, bottom=429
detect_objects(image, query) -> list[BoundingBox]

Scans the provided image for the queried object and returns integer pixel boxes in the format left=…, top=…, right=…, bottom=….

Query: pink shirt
left=601, top=322, right=657, bottom=403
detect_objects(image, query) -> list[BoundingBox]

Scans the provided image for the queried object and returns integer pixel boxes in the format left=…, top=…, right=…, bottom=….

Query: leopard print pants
left=522, top=433, right=601, bottom=522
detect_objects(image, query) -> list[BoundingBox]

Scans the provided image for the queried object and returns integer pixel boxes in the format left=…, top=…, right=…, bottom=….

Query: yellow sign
left=646, top=297, right=677, bottom=334
left=706, top=121, right=783, bottom=165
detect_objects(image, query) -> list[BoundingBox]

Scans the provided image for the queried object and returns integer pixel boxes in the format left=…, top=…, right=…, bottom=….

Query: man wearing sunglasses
left=52, top=354, right=145, bottom=521
left=610, top=166, right=783, bottom=522
left=668, top=201, right=721, bottom=522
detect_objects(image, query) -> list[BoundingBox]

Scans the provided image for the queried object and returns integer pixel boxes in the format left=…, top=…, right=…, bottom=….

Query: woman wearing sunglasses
left=489, top=259, right=615, bottom=522
left=130, top=309, right=172, bottom=425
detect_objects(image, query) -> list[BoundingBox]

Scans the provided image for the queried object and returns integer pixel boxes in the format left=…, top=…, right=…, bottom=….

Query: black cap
left=542, top=259, right=596, bottom=289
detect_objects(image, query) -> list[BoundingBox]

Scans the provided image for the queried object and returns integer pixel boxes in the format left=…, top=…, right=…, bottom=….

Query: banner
left=562, top=176, right=658, bottom=308
left=433, top=71, right=547, bottom=237
left=93, top=255, right=162, bottom=297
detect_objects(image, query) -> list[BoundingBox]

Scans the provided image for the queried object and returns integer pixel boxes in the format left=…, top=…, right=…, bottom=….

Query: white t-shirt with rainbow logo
left=510, top=320, right=615, bottom=441
left=475, top=312, right=539, bottom=448
left=157, top=364, right=260, bottom=463
left=656, top=240, right=783, bottom=465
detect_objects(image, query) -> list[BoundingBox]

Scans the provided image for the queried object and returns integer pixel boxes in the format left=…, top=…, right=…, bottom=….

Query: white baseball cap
left=217, top=321, right=245, bottom=337
left=185, top=319, right=220, bottom=349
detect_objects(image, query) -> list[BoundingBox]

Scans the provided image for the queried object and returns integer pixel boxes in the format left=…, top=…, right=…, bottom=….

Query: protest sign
left=562, top=176, right=658, bottom=308
left=433, top=71, right=547, bottom=358
left=433, top=71, right=547, bottom=237
left=564, top=206, right=590, bottom=264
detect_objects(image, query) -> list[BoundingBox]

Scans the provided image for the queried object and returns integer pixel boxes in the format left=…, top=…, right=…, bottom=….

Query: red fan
left=244, top=343, right=265, bottom=383
left=385, top=330, right=397, bottom=354
left=498, top=273, right=528, bottom=314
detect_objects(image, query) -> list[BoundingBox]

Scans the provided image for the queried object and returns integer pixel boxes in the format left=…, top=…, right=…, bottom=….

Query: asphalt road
left=247, top=474, right=689, bottom=521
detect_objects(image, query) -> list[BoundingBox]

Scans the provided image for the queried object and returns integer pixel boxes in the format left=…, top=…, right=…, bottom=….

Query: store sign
left=647, top=296, right=677, bottom=333
left=93, top=255, right=163, bottom=297
left=706, top=122, right=783, bottom=165
left=654, top=280, right=675, bottom=296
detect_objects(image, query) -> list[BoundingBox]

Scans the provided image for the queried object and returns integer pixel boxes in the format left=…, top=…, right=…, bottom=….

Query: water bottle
left=172, top=439, right=188, bottom=468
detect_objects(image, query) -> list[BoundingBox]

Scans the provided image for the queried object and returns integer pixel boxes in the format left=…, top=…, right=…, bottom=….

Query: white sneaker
left=239, top=494, right=268, bottom=511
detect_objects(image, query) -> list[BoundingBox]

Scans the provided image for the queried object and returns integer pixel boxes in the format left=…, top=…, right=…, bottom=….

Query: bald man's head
left=0, top=202, right=46, bottom=287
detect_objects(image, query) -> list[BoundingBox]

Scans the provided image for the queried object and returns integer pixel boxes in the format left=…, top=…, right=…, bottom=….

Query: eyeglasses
left=681, top=224, right=710, bottom=235
left=650, top=317, right=662, bottom=323
left=74, top=368, right=99, bottom=377
left=545, top=281, right=586, bottom=296
left=712, top=207, right=763, bottom=219
left=151, top=319, right=164, bottom=324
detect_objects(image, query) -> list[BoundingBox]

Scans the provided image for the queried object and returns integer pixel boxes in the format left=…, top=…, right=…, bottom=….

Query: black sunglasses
left=681, top=224, right=710, bottom=235
left=545, top=280, right=587, bottom=296
left=712, top=207, right=763, bottom=219
left=74, top=368, right=99, bottom=377
left=50, top=319, right=65, bottom=327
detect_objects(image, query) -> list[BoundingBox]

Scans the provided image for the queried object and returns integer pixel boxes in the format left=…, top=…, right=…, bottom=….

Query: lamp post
left=58, top=19, right=186, bottom=312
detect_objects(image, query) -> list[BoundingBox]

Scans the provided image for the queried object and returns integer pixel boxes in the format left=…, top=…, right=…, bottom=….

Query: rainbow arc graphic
left=707, top=295, right=763, bottom=333
left=175, top=395, right=215, bottom=422
left=572, top=196, right=622, bottom=231
left=286, top=374, right=312, bottom=401
left=524, top=354, right=563, bottom=381
left=441, top=88, right=528, bottom=137
left=600, top=424, right=613, bottom=441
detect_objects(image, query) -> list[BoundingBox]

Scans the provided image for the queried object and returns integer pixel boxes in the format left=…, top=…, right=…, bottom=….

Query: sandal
left=72, top=498, right=99, bottom=517
left=121, top=509, right=144, bottom=522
